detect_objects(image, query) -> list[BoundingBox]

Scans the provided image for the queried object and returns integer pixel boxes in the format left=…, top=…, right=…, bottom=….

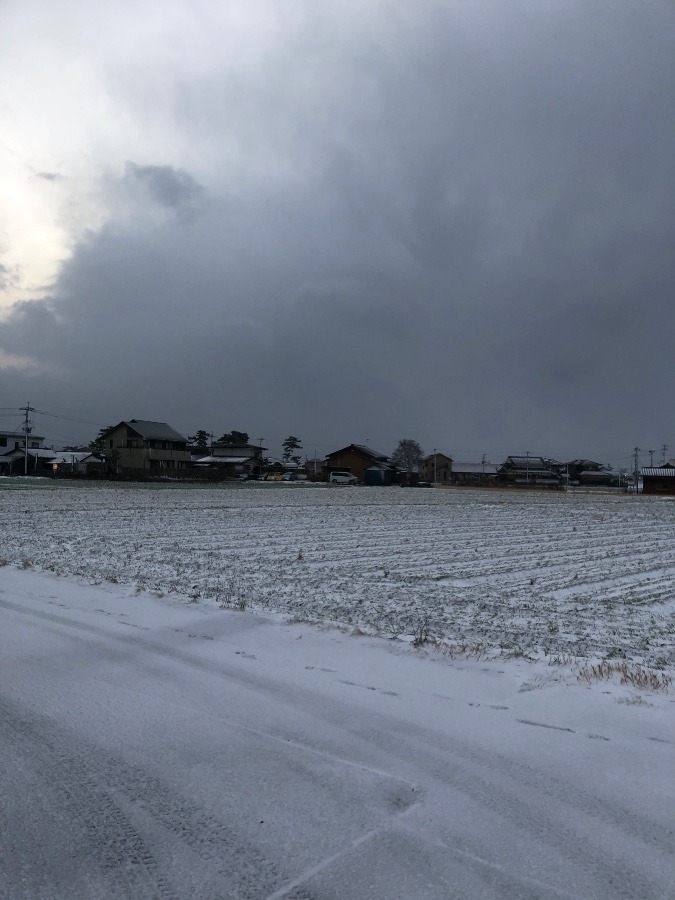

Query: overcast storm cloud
left=0, top=1, right=673, bottom=464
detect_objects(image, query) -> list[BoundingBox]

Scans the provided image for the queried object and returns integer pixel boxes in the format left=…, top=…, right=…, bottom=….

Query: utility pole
left=633, top=446, right=641, bottom=493
left=660, top=444, right=669, bottom=465
left=20, top=402, right=35, bottom=476
left=648, top=449, right=654, bottom=467
left=525, top=450, right=530, bottom=485
left=433, top=448, right=437, bottom=484
left=481, top=453, right=486, bottom=475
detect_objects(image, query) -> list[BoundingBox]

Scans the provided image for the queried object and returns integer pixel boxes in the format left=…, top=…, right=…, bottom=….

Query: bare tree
left=391, top=438, right=424, bottom=484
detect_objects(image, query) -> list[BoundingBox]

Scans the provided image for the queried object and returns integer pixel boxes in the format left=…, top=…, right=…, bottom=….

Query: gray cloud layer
left=1, top=1, right=673, bottom=463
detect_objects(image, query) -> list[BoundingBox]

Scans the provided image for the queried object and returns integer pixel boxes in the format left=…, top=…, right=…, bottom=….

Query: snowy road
left=1, top=569, right=673, bottom=899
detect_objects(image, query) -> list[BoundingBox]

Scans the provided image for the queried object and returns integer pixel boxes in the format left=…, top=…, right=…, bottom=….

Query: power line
left=32, top=408, right=107, bottom=427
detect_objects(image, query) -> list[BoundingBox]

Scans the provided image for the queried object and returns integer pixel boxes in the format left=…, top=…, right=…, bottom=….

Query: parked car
left=329, top=471, right=358, bottom=484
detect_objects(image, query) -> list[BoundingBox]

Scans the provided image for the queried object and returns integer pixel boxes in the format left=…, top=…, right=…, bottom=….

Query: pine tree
left=216, top=430, right=249, bottom=445
left=89, top=426, right=115, bottom=454
left=188, top=429, right=211, bottom=448
left=282, top=435, right=303, bottom=464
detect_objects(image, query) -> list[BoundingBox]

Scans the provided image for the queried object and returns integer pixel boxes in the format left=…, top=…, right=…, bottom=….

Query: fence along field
left=1, top=483, right=673, bottom=669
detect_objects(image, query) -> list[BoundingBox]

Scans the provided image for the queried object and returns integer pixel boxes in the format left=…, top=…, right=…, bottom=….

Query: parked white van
left=329, top=471, right=358, bottom=484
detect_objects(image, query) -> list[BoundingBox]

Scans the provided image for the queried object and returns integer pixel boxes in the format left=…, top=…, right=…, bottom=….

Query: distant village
left=1, top=417, right=674, bottom=495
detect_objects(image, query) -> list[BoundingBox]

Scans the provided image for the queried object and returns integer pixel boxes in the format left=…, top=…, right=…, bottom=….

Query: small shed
left=365, top=464, right=392, bottom=486
left=642, top=467, right=675, bottom=496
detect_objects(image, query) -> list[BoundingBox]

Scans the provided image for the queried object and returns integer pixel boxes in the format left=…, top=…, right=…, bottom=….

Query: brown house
left=102, top=420, right=190, bottom=473
left=324, top=444, right=391, bottom=483
left=419, top=453, right=453, bottom=482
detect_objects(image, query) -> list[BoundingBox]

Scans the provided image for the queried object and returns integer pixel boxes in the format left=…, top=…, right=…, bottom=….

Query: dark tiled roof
left=326, top=444, right=389, bottom=461
left=505, top=456, right=548, bottom=467
left=351, top=444, right=390, bottom=459
left=122, top=420, right=187, bottom=442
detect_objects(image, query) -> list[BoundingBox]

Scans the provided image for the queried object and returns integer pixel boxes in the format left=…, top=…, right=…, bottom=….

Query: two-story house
left=102, top=420, right=190, bottom=473
left=0, top=429, right=46, bottom=475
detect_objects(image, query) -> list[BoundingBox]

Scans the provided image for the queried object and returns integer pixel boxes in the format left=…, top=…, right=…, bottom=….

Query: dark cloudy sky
left=1, top=1, right=673, bottom=467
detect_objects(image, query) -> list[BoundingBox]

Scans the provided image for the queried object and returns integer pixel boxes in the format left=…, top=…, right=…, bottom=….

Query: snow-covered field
left=2, top=481, right=673, bottom=669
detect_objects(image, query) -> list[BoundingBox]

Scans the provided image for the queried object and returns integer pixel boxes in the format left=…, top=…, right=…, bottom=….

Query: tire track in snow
left=0, top=695, right=304, bottom=899
left=0, top=696, right=178, bottom=900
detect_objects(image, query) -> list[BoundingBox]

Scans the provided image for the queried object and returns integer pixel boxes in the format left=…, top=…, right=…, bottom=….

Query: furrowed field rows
left=1, top=483, right=673, bottom=667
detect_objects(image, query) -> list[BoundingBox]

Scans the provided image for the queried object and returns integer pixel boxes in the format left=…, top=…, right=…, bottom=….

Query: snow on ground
left=0, top=566, right=673, bottom=898
left=0, top=480, right=673, bottom=669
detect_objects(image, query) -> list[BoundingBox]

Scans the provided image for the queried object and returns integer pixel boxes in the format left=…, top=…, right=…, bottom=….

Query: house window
left=0, top=437, right=6, bottom=447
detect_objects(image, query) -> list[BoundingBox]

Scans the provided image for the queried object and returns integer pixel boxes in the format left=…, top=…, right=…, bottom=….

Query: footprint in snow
left=339, top=679, right=399, bottom=697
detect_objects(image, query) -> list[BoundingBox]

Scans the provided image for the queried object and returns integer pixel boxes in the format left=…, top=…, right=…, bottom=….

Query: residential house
left=324, top=444, right=392, bottom=483
left=451, top=462, right=499, bottom=484
left=498, top=456, right=561, bottom=487
left=51, top=452, right=104, bottom=476
left=0, top=429, right=46, bottom=475
left=102, top=420, right=190, bottom=473
left=193, top=442, right=266, bottom=479
left=562, top=460, right=612, bottom=485
left=2, top=447, right=56, bottom=476
left=0, top=428, right=45, bottom=453
left=419, top=453, right=453, bottom=483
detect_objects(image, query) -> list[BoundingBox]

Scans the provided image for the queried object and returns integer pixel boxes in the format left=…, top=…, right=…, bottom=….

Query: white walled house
left=0, top=430, right=46, bottom=475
